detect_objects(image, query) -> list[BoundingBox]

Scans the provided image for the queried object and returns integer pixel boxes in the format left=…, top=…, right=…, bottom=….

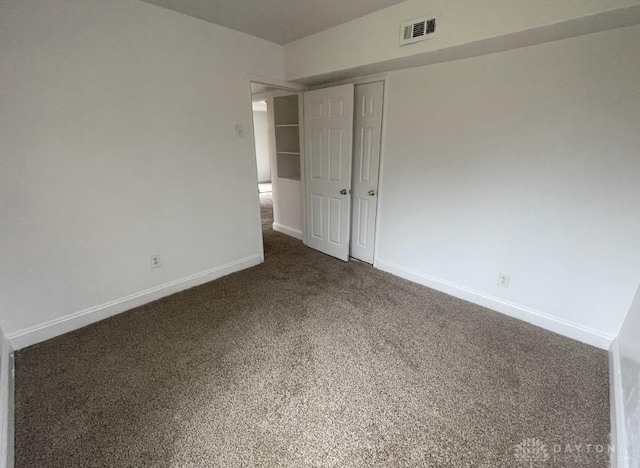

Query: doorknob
left=368, top=189, right=376, bottom=196
left=339, top=189, right=348, bottom=195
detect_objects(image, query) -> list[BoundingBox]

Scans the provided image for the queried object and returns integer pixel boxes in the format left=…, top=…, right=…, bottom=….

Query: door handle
left=368, top=189, right=376, bottom=196
left=339, top=189, right=348, bottom=195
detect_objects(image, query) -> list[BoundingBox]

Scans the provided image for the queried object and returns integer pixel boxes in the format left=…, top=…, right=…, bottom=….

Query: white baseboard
left=7, top=254, right=262, bottom=350
left=609, top=340, right=629, bottom=468
left=374, top=258, right=613, bottom=350
left=272, top=222, right=303, bottom=240
left=0, top=333, right=13, bottom=468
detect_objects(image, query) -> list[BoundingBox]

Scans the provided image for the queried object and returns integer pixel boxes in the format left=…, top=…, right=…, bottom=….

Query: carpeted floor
left=15, top=193, right=610, bottom=467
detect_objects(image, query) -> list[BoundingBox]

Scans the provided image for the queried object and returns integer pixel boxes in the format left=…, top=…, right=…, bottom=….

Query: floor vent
left=400, top=16, right=437, bottom=46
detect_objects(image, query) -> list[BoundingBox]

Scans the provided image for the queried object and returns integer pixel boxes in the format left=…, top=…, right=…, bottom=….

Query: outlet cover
left=150, top=255, right=162, bottom=269
left=497, top=273, right=510, bottom=288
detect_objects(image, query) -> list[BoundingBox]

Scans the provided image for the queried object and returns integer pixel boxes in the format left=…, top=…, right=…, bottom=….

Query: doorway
left=249, top=79, right=306, bottom=245
left=252, top=99, right=273, bottom=234
left=302, top=81, right=385, bottom=264
left=248, top=78, right=384, bottom=265
left=252, top=100, right=271, bottom=190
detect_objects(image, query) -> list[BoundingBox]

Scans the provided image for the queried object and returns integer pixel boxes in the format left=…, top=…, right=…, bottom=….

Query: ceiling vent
left=400, top=16, right=437, bottom=46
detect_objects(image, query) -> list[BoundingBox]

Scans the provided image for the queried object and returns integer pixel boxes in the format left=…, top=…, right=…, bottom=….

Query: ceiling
left=140, top=0, right=406, bottom=44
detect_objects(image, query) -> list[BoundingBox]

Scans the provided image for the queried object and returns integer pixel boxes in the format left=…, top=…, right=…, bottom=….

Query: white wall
left=615, top=285, right=640, bottom=467
left=272, top=177, right=303, bottom=238
left=252, top=102, right=271, bottom=183
left=375, top=24, right=640, bottom=348
left=0, top=0, right=284, bottom=343
left=284, top=0, right=640, bottom=82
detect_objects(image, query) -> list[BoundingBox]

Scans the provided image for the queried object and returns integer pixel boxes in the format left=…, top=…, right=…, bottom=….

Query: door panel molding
left=350, top=81, right=384, bottom=264
left=303, top=84, right=354, bottom=261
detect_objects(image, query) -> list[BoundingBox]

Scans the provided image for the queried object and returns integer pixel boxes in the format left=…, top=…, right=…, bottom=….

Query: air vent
left=400, top=16, right=437, bottom=46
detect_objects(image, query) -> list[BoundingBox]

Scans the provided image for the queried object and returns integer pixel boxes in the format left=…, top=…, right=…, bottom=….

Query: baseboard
left=7, top=254, right=262, bottom=350
left=609, top=340, right=629, bottom=468
left=0, top=333, right=14, bottom=468
left=374, top=258, right=613, bottom=350
left=272, top=222, right=303, bottom=240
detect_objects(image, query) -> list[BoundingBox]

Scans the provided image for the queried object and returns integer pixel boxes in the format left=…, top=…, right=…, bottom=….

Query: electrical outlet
left=497, top=273, right=510, bottom=288
left=235, top=124, right=245, bottom=138
left=150, top=255, right=161, bottom=269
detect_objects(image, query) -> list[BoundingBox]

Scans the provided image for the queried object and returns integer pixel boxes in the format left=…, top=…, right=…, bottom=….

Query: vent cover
left=400, top=16, right=437, bottom=46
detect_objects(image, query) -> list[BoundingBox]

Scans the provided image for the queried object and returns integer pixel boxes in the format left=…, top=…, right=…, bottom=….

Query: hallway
left=14, top=193, right=610, bottom=467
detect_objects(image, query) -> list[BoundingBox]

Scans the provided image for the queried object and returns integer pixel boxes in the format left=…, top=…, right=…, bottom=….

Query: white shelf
left=274, top=94, right=301, bottom=181
left=277, top=152, right=301, bottom=180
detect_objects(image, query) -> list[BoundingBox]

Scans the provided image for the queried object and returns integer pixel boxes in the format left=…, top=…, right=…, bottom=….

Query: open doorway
left=248, top=78, right=385, bottom=265
left=251, top=99, right=273, bottom=233
left=250, top=80, right=305, bottom=246
left=252, top=100, right=271, bottom=191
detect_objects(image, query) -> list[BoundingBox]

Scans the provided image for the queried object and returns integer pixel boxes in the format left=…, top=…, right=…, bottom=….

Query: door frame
left=245, top=74, right=307, bottom=262
left=308, top=73, right=389, bottom=265
left=246, top=73, right=389, bottom=265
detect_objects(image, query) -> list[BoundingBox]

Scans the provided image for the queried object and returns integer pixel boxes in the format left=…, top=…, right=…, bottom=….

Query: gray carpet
left=15, top=192, right=610, bottom=467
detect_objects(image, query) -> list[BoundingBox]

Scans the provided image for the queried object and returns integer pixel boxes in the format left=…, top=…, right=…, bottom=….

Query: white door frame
left=246, top=72, right=389, bottom=266
left=245, top=74, right=307, bottom=262
left=247, top=73, right=307, bottom=93
left=308, top=73, right=389, bottom=266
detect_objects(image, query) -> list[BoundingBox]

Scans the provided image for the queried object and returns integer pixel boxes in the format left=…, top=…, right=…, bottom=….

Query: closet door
left=304, top=84, right=354, bottom=261
left=350, top=81, right=384, bottom=264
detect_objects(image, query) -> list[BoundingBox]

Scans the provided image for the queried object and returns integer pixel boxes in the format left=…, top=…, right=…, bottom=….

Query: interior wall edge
left=7, top=254, right=263, bottom=351
left=272, top=222, right=304, bottom=240
left=609, top=339, right=629, bottom=468
left=247, top=73, right=307, bottom=92
left=374, top=258, right=614, bottom=350
left=0, top=329, right=14, bottom=468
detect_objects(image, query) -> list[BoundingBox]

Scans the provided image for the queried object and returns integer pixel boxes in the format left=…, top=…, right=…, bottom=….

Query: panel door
left=304, top=84, right=354, bottom=261
left=350, top=82, right=384, bottom=264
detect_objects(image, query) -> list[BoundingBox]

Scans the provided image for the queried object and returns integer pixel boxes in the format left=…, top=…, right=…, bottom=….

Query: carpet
left=15, top=193, right=610, bottom=467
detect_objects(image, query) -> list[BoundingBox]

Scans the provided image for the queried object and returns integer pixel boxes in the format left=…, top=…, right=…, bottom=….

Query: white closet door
left=350, top=81, right=384, bottom=264
left=304, top=84, right=354, bottom=261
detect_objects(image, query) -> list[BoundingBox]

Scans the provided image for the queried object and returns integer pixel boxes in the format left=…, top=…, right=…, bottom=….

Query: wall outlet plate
left=497, top=273, right=510, bottom=288
left=150, top=255, right=161, bottom=269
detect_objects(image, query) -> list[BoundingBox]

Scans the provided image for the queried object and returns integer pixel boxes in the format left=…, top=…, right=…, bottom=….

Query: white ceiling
left=139, top=0, right=406, bottom=44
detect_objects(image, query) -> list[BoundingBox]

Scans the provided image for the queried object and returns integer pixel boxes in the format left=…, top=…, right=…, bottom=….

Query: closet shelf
left=274, top=94, right=301, bottom=181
